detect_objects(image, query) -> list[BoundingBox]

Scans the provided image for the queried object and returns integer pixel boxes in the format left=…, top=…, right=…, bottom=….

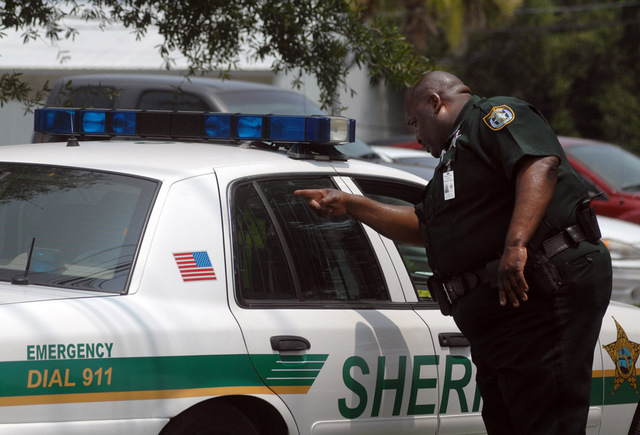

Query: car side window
left=232, top=177, right=389, bottom=305
left=354, top=178, right=433, bottom=301
left=137, top=90, right=210, bottom=111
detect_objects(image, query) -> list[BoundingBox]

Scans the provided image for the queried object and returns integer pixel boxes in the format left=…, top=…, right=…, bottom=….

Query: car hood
left=598, top=215, right=640, bottom=246
left=608, top=300, right=640, bottom=312
left=0, top=282, right=111, bottom=305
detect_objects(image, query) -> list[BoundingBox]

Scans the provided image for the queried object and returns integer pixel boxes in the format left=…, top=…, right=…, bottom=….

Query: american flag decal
left=173, top=251, right=217, bottom=282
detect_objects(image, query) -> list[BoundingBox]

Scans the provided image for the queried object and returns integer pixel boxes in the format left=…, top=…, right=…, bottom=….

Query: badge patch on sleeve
left=483, top=105, right=515, bottom=130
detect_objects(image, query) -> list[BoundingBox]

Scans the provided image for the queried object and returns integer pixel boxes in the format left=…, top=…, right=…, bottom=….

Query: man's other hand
left=498, top=245, right=529, bottom=307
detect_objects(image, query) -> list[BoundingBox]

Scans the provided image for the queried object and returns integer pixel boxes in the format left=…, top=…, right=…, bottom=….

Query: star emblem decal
left=603, top=317, right=640, bottom=395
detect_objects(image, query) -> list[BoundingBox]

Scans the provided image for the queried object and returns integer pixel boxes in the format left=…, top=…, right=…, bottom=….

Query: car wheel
left=629, top=401, right=640, bottom=435
left=160, top=401, right=260, bottom=435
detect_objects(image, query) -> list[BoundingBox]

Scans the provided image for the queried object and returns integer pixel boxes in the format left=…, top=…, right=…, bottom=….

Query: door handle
left=270, top=335, right=311, bottom=351
left=438, top=332, right=470, bottom=348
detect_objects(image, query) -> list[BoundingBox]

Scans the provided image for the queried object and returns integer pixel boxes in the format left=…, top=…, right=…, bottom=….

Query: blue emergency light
left=34, top=108, right=356, bottom=145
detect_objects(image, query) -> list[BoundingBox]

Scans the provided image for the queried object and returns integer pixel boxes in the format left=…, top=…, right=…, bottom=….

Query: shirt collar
left=444, top=95, right=479, bottom=148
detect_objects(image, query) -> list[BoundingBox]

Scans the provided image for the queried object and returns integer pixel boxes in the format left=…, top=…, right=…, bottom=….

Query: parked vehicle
left=599, top=215, right=640, bottom=305
left=35, top=73, right=433, bottom=180
left=561, top=137, right=640, bottom=224
left=371, top=145, right=439, bottom=180
left=1, top=107, right=637, bottom=433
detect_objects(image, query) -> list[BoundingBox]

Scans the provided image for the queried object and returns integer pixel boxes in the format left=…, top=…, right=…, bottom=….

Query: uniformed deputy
left=295, top=71, right=613, bottom=434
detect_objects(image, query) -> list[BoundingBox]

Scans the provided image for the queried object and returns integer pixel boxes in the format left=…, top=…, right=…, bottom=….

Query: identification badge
left=443, top=170, right=455, bottom=200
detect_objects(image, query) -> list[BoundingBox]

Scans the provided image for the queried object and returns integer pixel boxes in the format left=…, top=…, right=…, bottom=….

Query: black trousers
left=453, top=240, right=612, bottom=435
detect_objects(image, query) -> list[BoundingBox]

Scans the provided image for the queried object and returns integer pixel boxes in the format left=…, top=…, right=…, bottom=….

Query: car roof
left=50, top=73, right=297, bottom=95
left=5, top=139, right=427, bottom=184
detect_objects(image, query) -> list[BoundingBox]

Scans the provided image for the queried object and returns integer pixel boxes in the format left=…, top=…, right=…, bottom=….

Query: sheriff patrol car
left=1, top=108, right=638, bottom=434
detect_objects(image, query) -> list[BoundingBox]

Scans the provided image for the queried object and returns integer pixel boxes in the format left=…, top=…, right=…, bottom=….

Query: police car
left=1, top=107, right=638, bottom=434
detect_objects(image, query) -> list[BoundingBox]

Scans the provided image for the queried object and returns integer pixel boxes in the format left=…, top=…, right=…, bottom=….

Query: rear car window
left=0, top=164, right=158, bottom=293
left=232, top=177, right=388, bottom=305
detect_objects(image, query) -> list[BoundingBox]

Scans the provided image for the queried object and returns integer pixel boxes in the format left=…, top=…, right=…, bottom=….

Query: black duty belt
left=442, top=224, right=589, bottom=303
left=542, top=224, right=587, bottom=257
left=442, top=266, right=491, bottom=303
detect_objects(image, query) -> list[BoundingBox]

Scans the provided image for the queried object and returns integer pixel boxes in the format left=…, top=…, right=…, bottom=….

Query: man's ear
left=430, top=93, right=443, bottom=113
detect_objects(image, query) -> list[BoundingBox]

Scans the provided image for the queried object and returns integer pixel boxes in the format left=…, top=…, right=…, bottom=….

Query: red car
left=379, top=135, right=640, bottom=225
left=560, top=137, right=640, bottom=225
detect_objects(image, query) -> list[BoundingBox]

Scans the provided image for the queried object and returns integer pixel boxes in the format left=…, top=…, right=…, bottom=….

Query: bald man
left=296, top=71, right=612, bottom=434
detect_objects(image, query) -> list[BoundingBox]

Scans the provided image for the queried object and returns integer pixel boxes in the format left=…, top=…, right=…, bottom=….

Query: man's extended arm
left=294, top=189, right=424, bottom=246
left=499, top=155, right=560, bottom=307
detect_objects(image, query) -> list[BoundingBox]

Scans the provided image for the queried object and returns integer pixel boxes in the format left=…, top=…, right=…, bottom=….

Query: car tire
left=629, top=401, right=640, bottom=435
left=160, top=401, right=260, bottom=435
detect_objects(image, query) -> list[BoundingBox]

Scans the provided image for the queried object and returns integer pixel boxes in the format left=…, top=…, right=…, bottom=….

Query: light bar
left=34, top=108, right=356, bottom=145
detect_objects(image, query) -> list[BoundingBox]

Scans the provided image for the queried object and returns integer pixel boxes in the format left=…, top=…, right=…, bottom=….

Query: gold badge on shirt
left=483, top=105, right=515, bottom=130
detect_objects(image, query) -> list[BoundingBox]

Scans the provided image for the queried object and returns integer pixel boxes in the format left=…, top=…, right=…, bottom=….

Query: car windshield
left=565, top=143, right=640, bottom=192
left=0, top=164, right=157, bottom=293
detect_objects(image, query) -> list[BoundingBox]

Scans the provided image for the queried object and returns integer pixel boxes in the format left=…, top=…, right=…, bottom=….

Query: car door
left=221, top=173, right=440, bottom=435
left=346, top=176, right=487, bottom=434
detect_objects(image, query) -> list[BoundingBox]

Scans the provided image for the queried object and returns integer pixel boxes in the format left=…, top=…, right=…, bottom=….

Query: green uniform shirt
left=415, top=95, right=589, bottom=279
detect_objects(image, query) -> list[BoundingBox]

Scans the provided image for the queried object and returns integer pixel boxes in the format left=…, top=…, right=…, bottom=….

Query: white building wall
left=0, top=102, right=34, bottom=145
left=274, top=67, right=412, bottom=143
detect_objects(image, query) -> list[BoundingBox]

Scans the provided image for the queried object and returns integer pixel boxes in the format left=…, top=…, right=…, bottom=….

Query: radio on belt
left=33, top=108, right=356, bottom=145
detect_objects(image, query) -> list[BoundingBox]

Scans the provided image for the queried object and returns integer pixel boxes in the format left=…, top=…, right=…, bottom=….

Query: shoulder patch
left=483, top=105, right=515, bottom=131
